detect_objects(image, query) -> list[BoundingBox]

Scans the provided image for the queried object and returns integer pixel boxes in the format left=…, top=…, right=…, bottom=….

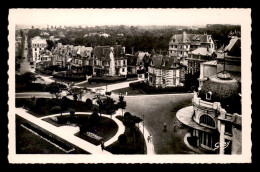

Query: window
left=206, top=91, right=212, bottom=100
left=122, top=68, right=125, bottom=72
left=163, top=79, right=166, bottom=84
left=35, top=48, right=37, bottom=51
left=200, top=114, right=215, bottom=128
left=225, top=123, right=232, bottom=136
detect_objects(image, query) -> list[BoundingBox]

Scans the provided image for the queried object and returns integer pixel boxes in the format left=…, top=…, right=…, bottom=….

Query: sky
left=9, top=8, right=249, bottom=27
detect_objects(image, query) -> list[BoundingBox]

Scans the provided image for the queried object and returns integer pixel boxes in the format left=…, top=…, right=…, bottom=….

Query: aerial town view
left=9, top=9, right=251, bottom=163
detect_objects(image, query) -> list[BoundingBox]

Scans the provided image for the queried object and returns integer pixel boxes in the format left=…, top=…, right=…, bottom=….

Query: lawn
left=104, top=116, right=146, bottom=154
left=43, top=114, right=118, bottom=146
left=16, top=115, right=90, bottom=154
left=122, top=93, right=197, bottom=154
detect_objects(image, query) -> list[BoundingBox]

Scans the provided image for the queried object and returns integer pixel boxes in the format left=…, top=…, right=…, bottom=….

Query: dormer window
left=206, top=91, right=212, bottom=100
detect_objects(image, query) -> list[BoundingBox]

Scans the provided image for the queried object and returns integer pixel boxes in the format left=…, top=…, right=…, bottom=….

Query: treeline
left=27, top=24, right=241, bottom=55
left=15, top=30, right=25, bottom=71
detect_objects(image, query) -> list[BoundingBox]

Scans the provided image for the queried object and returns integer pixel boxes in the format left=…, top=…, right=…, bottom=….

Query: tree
left=47, top=82, right=67, bottom=99
left=118, top=134, right=127, bottom=146
left=90, top=112, right=100, bottom=132
left=117, top=94, right=126, bottom=116
left=60, top=96, right=70, bottom=116
left=22, top=72, right=36, bottom=84
left=46, top=39, right=55, bottom=51
left=85, top=98, right=93, bottom=110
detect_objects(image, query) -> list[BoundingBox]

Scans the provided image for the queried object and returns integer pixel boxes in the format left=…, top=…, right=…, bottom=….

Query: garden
left=16, top=115, right=90, bottom=154
left=104, top=112, right=145, bottom=154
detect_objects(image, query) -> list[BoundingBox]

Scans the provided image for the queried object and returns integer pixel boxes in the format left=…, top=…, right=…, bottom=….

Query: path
left=75, top=78, right=144, bottom=94
left=16, top=108, right=112, bottom=155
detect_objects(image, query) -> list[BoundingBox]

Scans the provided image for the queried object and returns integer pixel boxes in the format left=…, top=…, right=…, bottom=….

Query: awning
left=67, top=58, right=72, bottom=62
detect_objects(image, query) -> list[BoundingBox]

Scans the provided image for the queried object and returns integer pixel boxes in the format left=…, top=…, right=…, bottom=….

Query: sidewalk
left=16, top=108, right=112, bottom=155
left=75, top=78, right=144, bottom=93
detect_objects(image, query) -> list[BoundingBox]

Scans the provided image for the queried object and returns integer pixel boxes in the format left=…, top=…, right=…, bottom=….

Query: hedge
left=88, top=76, right=127, bottom=83
left=129, top=82, right=189, bottom=94
left=127, top=74, right=138, bottom=78
left=53, top=73, right=86, bottom=81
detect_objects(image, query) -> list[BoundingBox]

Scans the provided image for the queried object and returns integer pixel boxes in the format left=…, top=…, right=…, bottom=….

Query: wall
left=231, top=125, right=242, bottom=154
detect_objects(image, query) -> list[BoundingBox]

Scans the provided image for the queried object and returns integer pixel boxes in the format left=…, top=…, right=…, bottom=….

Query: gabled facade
left=148, top=55, right=182, bottom=88
left=169, top=31, right=215, bottom=59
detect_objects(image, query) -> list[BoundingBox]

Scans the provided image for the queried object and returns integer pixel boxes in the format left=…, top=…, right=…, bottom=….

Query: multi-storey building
left=114, top=45, right=127, bottom=76
left=169, top=31, right=215, bottom=59
left=31, top=36, right=47, bottom=64
left=177, top=71, right=241, bottom=154
left=186, top=47, right=215, bottom=75
left=176, top=37, right=242, bottom=154
left=148, top=55, right=182, bottom=88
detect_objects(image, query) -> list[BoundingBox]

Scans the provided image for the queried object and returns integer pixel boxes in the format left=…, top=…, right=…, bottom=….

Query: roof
left=126, top=54, right=138, bottom=66
left=150, top=49, right=156, bottom=57
left=31, top=36, right=47, bottom=44
left=136, top=52, right=150, bottom=64
left=225, top=37, right=241, bottom=57
left=199, top=76, right=241, bottom=113
left=169, top=32, right=212, bottom=44
left=113, top=45, right=125, bottom=59
left=93, top=46, right=111, bottom=61
left=150, top=55, right=180, bottom=70
left=190, top=47, right=213, bottom=56
left=202, top=60, right=218, bottom=66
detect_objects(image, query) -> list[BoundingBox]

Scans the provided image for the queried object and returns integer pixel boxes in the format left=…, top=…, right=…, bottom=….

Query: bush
left=127, top=74, right=138, bottom=78
left=85, top=98, right=93, bottom=110
left=51, top=106, right=61, bottom=113
left=36, top=98, right=47, bottom=107
left=118, top=134, right=127, bottom=146
left=88, top=76, right=126, bottom=83
left=46, top=99, right=60, bottom=108
left=129, top=82, right=189, bottom=94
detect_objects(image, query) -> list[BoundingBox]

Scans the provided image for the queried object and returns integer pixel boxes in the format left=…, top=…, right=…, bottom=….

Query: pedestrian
left=147, top=135, right=150, bottom=142
left=164, top=122, right=167, bottom=132
left=149, top=134, right=152, bottom=142
left=101, top=140, right=105, bottom=151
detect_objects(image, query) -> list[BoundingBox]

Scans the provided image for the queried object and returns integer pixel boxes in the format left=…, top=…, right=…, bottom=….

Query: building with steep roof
left=186, top=47, right=216, bottom=75
left=31, top=36, right=47, bottom=64
left=177, top=70, right=241, bottom=154
left=113, top=45, right=127, bottom=76
left=169, top=31, right=215, bottom=59
left=148, top=55, right=182, bottom=87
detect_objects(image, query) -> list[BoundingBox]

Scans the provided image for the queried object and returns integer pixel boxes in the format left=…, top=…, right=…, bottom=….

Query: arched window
left=200, top=114, right=215, bottom=128
left=206, top=91, right=212, bottom=100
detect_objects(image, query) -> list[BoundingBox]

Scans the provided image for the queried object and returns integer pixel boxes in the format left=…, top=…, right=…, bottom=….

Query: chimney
left=122, top=47, right=125, bottom=54
left=183, top=31, right=187, bottom=43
